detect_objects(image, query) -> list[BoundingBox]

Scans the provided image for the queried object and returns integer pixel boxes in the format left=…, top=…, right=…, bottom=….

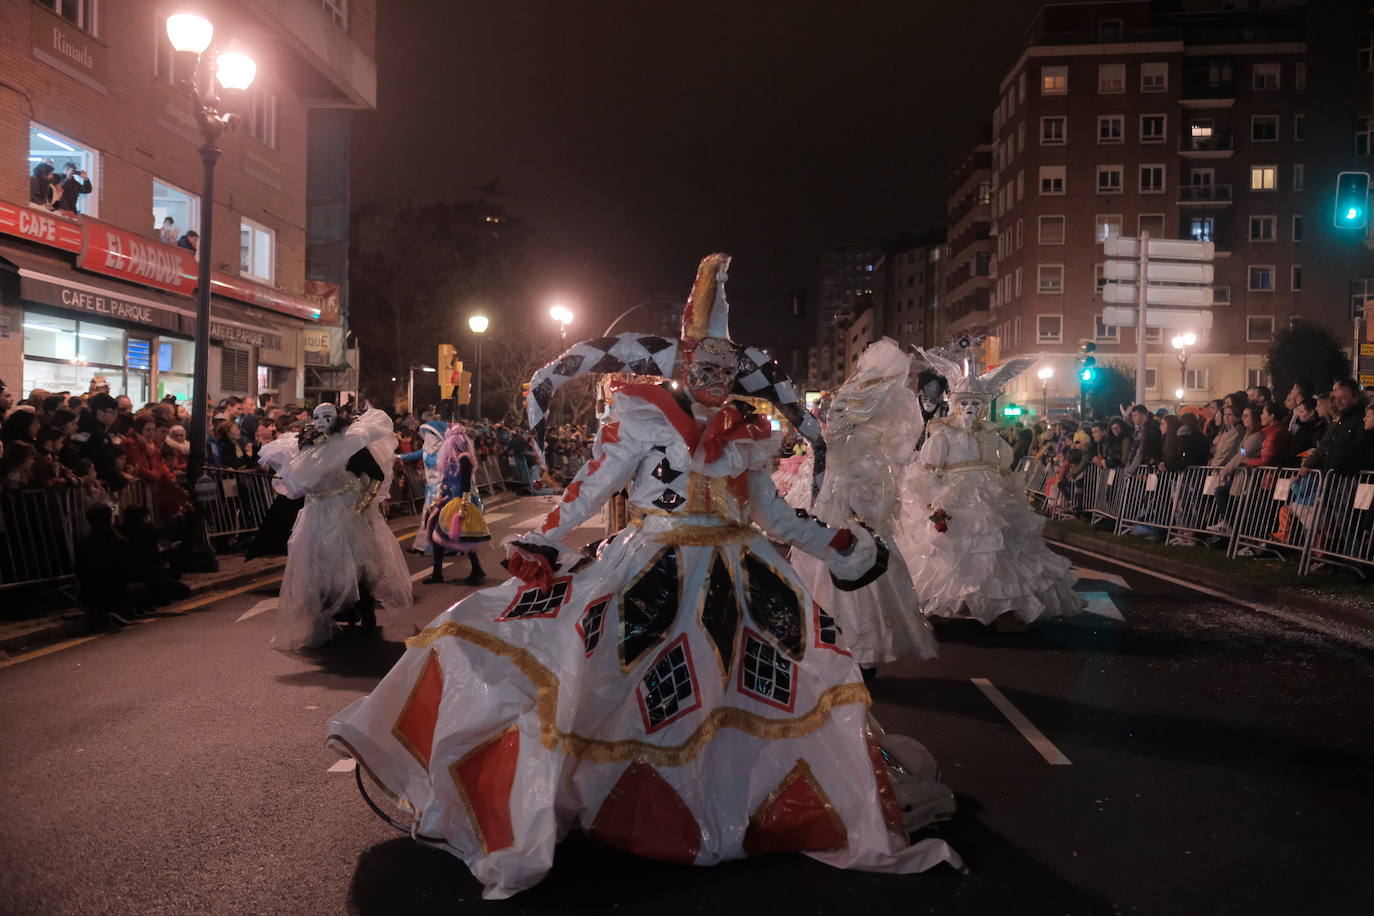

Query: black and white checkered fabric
left=735, top=345, right=827, bottom=497
left=525, top=333, right=678, bottom=457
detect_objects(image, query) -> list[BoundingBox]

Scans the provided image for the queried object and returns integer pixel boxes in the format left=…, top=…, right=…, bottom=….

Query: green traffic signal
left=1078, top=356, right=1097, bottom=383
left=1334, top=171, right=1370, bottom=230
left=1079, top=367, right=1095, bottom=382
left=1002, top=404, right=1023, bottom=417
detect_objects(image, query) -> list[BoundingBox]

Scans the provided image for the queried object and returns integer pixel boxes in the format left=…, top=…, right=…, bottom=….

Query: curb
left=1043, top=520, right=1374, bottom=633
left=0, top=490, right=522, bottom=659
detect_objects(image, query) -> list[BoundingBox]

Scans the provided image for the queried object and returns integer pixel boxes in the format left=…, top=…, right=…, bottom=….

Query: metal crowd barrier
left=1018, top=459, right=1051, bottom=508
left=1301, top=470, right=1374, bottom=575
left=475, top=456, right=506, bottom=498
left=1228, top=466, right=1316, bottom=560
left=387, top=461, right=426, bottom=517
left=1088, top=465, right=1126, bottom=531
left=1115, top=467, right=1182, bottom=537
left=199, top=468, right=278, bottom=539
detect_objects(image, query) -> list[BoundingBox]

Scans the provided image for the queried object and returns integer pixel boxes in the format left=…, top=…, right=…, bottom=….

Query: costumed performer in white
left=398, top=418, right=447, bottom=553
left=326, top=254, right=959, bottom=900
left=786, top=338, right=937, bottom=676
left=260, top=403, right=413, bottom=649
left=897, top=351, right=1084, bottom=631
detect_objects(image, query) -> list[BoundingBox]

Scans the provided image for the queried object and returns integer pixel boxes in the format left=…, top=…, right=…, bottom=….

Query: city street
left=2, top=495, right=1371, bottom=915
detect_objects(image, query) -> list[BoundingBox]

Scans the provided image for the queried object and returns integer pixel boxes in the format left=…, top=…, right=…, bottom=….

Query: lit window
left=1249, top=215, right=1275, bottom=242
left=1037, top=313, right=1063, bottom=342
left=1141, top=62, right=1168, bottom=92
left=1098, top=63, right=1125, bottom=94
left=1251, top=63, right=1280, bottom=90
left=27, top=123, right=98, bottom=216
left=1038, top=215, right=1065, bottom=245
left=1039, top=165, right=1066, bottom=195
left=152, top=180, right=199, bottom=244
left=1041, top=116, right=1066, bottom=145
left=1097, top=115, right=1124, bottom=144
left=249, top=90, right=277, bottom=148
left=1139, top=164, right=1165, bottom=193
left=1248, top=266, right=1274, bottom=291
left=1140, top=114, right=1166, bottom=143
left=35, top=0, right=96, bottom=34
left=1190, top=218, right=1214, bottom=242
left=1250, top=166, right=1277, bottom=190
left=1096, top=165, right=1123, bottom=194
left=1251, top=116, right=1278, bottom=142
left=1038, top=266, right=1064, bottom=295
left=240, top=218, right=275, bottom=282
left=1041, top=65, right=1067, bottom=95
left=1096, top=214, right=1123, bottom=243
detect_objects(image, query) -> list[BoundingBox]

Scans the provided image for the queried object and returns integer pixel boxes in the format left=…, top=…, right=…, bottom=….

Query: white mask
left=954, top=397, right=985, bottom=423
left=918, top=381, right=945, bottom=415
left=312, top=403, right=338, bottom=434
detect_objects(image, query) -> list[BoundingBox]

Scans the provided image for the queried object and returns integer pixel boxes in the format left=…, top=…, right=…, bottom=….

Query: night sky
left=352, top=0, right=1046, bottom=327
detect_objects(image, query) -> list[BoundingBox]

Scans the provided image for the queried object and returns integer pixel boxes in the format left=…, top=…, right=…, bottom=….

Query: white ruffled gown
left=327, top=386, right=959, bottom=899
left=898, top=418, right=1083, bottom=625
left=260, top=409, right=414, bottom=649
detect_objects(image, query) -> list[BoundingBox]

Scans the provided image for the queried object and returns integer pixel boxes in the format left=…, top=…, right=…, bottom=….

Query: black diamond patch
left=532, top=377, right=555, bottom=412
left=700, top=553, right=740, bottom=678
left=625, top=355, right=667, bottom=376
left=637, top=336, right=674, bottom=353
left=589, top=351, right=627, bottom=374
left=637, top=636, right=700, bottom=731
left=578, top=595, right=611, bottom=656
left=499, top=577, right=572, bottom=621
left=815, top=603, right=841, bottom=647
left=743, top=552, right=805, bottom=660
left=620, top=547, right=680, bottom=668
left=553, top=353, right=586, bottom=376
left=738, top=629, right=795, bottom=712
left=651, top=457, right=682, bottom=484
left=651, top=488, right=685, bottom=512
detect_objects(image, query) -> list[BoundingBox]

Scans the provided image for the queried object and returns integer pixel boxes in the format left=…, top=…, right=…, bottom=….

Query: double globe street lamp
left=165, top=11, right=257, bottom=571
left=1172, top=331, right=1198, bottom=405
left=467, top=314, right=488, bottom=421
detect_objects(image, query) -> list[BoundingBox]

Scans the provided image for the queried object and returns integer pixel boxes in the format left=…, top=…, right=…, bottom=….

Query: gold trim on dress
left=404, top=622, right=870, bottom=767
left=747, top=757, right=848, bottom=852
left=630, top=516, right=754, bottom=546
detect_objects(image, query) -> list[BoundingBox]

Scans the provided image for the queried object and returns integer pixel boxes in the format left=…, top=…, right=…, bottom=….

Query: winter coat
left=1244, top=422, right=1291, bottom=468
left=1304, top=402, right=1369, bottom=475
left=1223, top=430, right=1263, bottom=478
left=1208, top=424, right=1243, bottom=468
left=71, top=411, right=126, bottom=491
left=1284, top=418, right=1325, bottom=465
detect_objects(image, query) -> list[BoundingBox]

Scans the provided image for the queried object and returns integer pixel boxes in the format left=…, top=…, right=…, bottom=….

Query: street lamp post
left=1037, top=366, right=1055, bottom=419
left=166, top=12, right=256, bottom=572
left=1172, top=331, right=1197, bottom=404
left=548, top=304, right=574, bottom=425
left=468, top=314, right=488, bottom=421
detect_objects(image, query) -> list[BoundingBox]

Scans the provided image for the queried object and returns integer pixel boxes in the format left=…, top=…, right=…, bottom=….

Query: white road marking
left=514, top=512, right=551, bottom=530
left=484, top=511, right=513, bottom=523
left=236, top=599, right=278, bottom=622
left=1071, top=565, right=1131, bottom=590
left=410, top=561, right=453, bottom=582
left=1080, top=591, right=1126, bottom=621
left=971, top=677, right=1073, bottom=766
left=327, top=758, right=357, bottom=773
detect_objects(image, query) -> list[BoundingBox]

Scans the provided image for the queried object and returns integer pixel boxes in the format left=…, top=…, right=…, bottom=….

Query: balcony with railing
left=1027, top=27, right=1181, bottom=47
left=1177, top=183, right=1232, bottom=205
left=1179, top=131, right=1234, bottom=157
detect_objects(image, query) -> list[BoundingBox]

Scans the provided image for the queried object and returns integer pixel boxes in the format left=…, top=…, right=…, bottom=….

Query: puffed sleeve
left=745, top=469, right=879, bottom=583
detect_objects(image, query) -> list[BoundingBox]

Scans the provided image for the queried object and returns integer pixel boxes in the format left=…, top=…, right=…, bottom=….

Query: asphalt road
left=2, top=495, right=1371, bottom=915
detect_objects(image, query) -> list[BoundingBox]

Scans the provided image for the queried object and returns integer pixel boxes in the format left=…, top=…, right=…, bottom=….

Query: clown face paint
left=681, top=338, right=736, bottom=407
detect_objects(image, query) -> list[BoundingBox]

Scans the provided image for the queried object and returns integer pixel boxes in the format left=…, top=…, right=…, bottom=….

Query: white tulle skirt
left=275, top=493, right=414, bottom=650
left=326, top=524, right=959, bottom=899
left=897, top=468, right=1083, bottom=625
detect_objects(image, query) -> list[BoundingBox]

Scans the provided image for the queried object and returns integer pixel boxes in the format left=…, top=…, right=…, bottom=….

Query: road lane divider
left=971, top=677, right=1073, bottom=766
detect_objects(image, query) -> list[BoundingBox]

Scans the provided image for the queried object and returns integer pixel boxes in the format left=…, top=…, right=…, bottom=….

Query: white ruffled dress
left=897, top=418, right=1083, bottom=625
left=260, top=409, right=413, bottom=649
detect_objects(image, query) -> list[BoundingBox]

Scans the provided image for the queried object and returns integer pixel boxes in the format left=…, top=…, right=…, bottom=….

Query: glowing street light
left=468, top=314, right=488, bottom=420
left=1037, top=366, right=1054, bottom=417
left=1172, top=331, right=1198, bottom=397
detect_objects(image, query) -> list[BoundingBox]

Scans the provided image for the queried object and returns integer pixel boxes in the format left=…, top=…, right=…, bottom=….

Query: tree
left=1265, top=319, right=1350, bottom=397
left=1086, top=363, right=1138, bottom=419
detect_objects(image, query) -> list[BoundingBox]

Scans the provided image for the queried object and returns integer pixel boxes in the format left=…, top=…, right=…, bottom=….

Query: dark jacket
left=1127, top=420, right=1163, bottom=471
left=71, top=411, right=126, bottom=491
left=1174, top=428, right=1210, bottom=470
left=1304, top=402, right=1368, bottom=475
left=29, top=163, right=54, bottom=204
left=55, top=173, right=92, bottom=212
left=1284, top=417, right=1325, bottom=465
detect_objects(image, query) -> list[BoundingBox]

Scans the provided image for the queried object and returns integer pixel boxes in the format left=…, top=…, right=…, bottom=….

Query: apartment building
left=873, top=233, right=945, bottom=354
left=986, top=0, right=1374, bottom=412
left=810, top=242, right=877, bottom=388
left=943, top=143, right=994, bottom=340
left=0, top=0, right=376, bottom=405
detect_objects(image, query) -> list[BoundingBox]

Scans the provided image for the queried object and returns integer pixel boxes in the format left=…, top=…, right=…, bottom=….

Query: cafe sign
left=21, top=274, right=182, bottom=333
left=0, top=201, right=83, bottom=253
left=209, top=320, right=282, bottom=351
left=77, top=218, right=199, bottom=296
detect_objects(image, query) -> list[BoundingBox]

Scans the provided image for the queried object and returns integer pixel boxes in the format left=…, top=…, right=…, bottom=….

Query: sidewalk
left=1044, top=518, right=1374, bottom=633
left=0, top=491, right=517, bottom=660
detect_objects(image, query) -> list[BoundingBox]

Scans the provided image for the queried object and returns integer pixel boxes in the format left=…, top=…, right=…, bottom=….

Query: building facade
left=810, top=242, right=877, bottom=388
left=987, top=0, right=1374, bottom=413
left=943, top=143, right=993, bottom=340
left=0, top=0, right=376, bottom=407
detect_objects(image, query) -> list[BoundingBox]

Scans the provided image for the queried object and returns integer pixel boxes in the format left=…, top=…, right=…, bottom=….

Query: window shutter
left=220, top=345, right=252, bottom=393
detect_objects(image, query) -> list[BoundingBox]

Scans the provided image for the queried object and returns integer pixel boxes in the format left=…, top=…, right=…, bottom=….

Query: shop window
left=240, top=218, right=275, bottom=282
left=28, top=123, right=98, bottom=216
left=158, top=338, right=196, bottom=403
left=22, top=313, right=125, bottom=397
left=36, top=0, right=97, bottom=34
left=249, top=89, right=278, bottom=148
left=152, top=180, right=199, bottom=244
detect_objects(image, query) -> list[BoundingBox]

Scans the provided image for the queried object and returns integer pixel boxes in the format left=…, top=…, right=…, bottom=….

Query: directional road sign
left=1103, top=261, right=1214, bottom=284
left=1102, top=283, right=1213, bottom=306
left=1101, top=306, right=1214, bottom=329
left=1103, top=236, right=1215, bottom=261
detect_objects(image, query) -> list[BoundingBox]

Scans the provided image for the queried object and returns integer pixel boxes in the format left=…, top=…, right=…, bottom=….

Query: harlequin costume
left=261, top=404, right=413, bottom=649
left=787, top=338, right=937, bottom=670
left=326, top=255, right=960, bottom=899
left=896, top=351, right=1084, bottom=629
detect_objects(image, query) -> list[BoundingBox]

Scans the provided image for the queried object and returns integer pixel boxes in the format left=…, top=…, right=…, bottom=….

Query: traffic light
left=437, top=344, right=457, bottom=399
left=1334, top=171, right=1370, bottom=230
left=457, top=370, right=473, bottom=406
left=521, top=381, right=531, bottom=404
left=1077, top=340, right=1098, bottom=383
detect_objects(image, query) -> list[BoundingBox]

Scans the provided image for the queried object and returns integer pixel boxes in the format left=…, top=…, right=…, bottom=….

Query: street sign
left=1103, top=283, right=1213, bottom=306
left=1101, top=306, right=1214, bottom=329
left=1103, top=236, right=1215, bottom=261
left=1103, top=261, right=1214, bottom=284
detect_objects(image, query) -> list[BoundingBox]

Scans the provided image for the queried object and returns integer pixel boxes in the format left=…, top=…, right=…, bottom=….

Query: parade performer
left=327, top=254, right=959, bottom=899
left=422, top=422, right=490, bottom=585
left=897, top=351, right=1084, bottom=630
left=787, top=338, right=937, bottom=674
left=399, top=418, right=447, bottom=553
left=913, top=367, right=949, bottom=452
left=262, top=404, right=412, bottom=649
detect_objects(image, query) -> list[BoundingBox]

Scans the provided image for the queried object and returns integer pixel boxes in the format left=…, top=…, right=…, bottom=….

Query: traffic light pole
left=1134, top=231, right=1149, bottom=405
